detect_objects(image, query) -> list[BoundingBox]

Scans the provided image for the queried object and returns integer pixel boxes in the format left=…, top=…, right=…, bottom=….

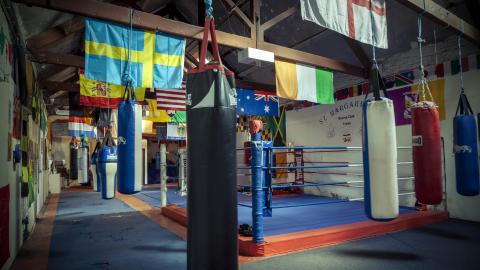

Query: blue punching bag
left=99, top=130, right=118, bottom=199
left=453, top=93, right=479, bottom=196
left=117, top=86, right=142, bottom=194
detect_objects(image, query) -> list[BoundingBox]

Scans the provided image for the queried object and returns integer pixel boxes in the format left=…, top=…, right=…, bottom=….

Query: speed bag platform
left=454, top=115, right=480, bottom=196
left=411, top=102, right=442, bottom=204
left=362, top=98, right=399, bottom=221
left=117, top=99, right=142, bottom=194
left=99, top=146, right=118, bottom=199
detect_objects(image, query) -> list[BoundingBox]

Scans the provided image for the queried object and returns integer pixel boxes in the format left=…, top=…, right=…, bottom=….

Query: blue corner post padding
left=263, top=141, right=273, bottom=218
left=117, top=96, right=139, bottom=194
left=454, top=115, right=480, bottom=196
left=251, top=131, right=265, bottom=243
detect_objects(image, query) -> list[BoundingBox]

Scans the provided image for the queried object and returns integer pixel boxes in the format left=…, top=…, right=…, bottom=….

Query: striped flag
left=155, top=83, right=186, bottom=111
left=275, top=59, right=334, bottom=104
left=68, top=117, right=96, bottom=138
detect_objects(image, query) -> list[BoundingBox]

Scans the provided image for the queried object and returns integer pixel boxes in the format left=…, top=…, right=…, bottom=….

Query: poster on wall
left=50, top=121, right=69, bottom=137
left=166, top=123, right=186, bottom=140
left=316, top=95, right=364, bottom=145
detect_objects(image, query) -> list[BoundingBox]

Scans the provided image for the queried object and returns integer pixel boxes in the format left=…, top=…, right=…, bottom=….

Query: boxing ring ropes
left=235, top=131, right=417, bottom=244
left=157, top=139, right=419, bottom=244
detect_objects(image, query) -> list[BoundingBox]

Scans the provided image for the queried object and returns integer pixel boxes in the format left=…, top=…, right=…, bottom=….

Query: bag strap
left=199, top=17, right=222, bottom=68
left=365, top=67, right=388, bottom=101
left=122, top=82, right=136, bottom=102
left=455, top=92, right=474, bottom=116
left=101, top=129, right=116, bottom=147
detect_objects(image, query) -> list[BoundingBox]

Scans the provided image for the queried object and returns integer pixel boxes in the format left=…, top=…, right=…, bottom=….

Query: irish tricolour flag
left=275, top=59, right=334, bottom=104
left=68, top=117, right=96, bottom=138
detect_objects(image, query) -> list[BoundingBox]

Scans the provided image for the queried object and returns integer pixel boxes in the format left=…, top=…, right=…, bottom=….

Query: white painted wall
left=286, top=70, right=480, bottom=221
left=441, top=70, right=480, bottom=221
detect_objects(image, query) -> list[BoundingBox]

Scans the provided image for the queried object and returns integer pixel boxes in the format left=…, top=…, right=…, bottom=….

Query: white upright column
left=179, top=148, right=188, bottom=196
left=160, top=143, right=167, bottom=207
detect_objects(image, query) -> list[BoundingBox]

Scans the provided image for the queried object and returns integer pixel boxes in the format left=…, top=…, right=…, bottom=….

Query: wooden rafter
left=14, top=0, right=366, bottom=77
left=396, top=0, right=480, bottom=43
left=26, top=16, right=85, bottom=52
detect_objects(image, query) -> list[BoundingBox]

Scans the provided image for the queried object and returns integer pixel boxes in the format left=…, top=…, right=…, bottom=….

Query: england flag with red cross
left=300, top=0, right=388, bottom=49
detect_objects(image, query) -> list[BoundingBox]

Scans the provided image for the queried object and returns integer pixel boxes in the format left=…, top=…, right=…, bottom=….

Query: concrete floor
left=12, top=189, right=480, bottom=270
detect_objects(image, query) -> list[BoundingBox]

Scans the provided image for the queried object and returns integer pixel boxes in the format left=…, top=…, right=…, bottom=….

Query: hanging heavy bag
left=117, top=84, right=142, bottom=194
left=186, top=17, right=238, bottom=270
left=362, top=68, right=399, bottom=221
left=69, top=137, right=78, bottom=180
left=411, top=82, right=443, bottom=204
left=91, top=141, right=101, bottom=192
left=453, top=93, right=479, bottom=196
left=78, top=136, right=89, bottom=185
left=98, top=130, right=118, bottom=199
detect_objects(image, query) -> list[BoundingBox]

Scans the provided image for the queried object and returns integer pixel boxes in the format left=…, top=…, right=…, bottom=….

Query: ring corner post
left=249, top=120, right=265, bottom=243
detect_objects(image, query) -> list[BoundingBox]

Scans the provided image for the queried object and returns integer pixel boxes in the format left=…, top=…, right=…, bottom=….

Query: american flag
left=155, top=82, right=186, bottom=111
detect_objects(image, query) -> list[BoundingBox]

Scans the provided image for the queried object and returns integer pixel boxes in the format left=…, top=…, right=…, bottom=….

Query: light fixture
left=238, top=47, right=275, bottom=65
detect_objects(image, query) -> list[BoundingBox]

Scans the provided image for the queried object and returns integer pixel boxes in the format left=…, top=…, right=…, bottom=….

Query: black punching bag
left=186, top=17, right=238, bottom=270
left=69, top=137, right=78, bottom=180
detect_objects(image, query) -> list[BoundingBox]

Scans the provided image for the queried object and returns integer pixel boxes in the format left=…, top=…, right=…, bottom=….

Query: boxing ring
left=154, top=137, right=447, bottom=256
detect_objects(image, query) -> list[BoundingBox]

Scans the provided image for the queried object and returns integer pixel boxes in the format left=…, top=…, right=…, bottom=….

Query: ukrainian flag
left=85, top=18, right=185, bottom=89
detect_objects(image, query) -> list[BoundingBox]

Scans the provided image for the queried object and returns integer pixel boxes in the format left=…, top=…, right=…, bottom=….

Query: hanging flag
left=300, top=0, right=388, bottom=48
left=383, top=74, right=395, bottom=89
left=335, top=88, right=349, bottom=101
left=435, top=54, right=479, bottom=78
left=146, top=99, right=173, bottom=123
left=275, top=60, right=334, bottom=104
left=68, top=117, right=96, bottom=138
left=236, top=89, right=279, bottom=117
left=395, top=70, right=415, bottom=86
left=80, top=70, right=145, bottom=108
left=85, top=18, right=185, bottom=89
left=412, top=79, right=445, bottom=120
left=155, top=82, right=186, bottom=111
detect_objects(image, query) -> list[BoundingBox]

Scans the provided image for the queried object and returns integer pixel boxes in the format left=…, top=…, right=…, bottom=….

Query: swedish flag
left=85, top=18, right=185, bottom=89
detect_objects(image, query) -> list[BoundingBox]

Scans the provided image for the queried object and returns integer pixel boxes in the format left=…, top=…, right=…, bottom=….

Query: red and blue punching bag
left=411, top=99, right=443, bottom=205
left=454, top=93, right=479, bottom=196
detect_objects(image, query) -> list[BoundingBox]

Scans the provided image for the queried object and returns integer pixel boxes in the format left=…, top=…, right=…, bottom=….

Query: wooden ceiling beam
left=396, top=0, right=480, bottom=44
left=221, top=0, right=254, bottom=29
left=26, top=16, right=85, bottom=52
left=14, top=0, right=366, bottom=77
left=30, top=51, right=84, bottom=68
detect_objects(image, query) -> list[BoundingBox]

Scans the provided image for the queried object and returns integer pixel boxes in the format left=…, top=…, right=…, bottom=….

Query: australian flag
left=236, top=88, right=279, bottom=117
